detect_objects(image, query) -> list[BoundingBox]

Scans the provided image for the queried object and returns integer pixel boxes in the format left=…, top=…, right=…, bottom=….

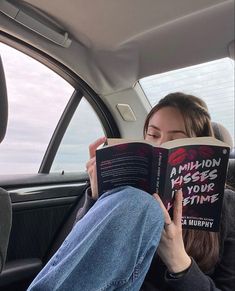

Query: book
left=96, top=137, right=230, bottom=231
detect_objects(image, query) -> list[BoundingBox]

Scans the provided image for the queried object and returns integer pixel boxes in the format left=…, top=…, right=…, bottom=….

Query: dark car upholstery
left=0, top=55, right=12, bottom=273
left=0, top=56, right=8, bottom=143
left=212, top=121, right=235, bottom=190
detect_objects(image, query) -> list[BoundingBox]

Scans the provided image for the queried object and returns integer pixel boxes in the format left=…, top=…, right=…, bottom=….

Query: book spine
left=158, top=150, right=169, bottom=197
left=152, top=148, right=168, bottom=195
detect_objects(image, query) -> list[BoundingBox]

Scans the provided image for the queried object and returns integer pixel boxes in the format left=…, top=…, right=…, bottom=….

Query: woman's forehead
left=149, top=106, right=186, bottom=130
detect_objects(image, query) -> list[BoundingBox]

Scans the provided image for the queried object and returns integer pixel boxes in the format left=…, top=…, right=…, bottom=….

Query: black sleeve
left=211, top=189, right=235, bottom=290
left=73, top=188, right=97, bottom=226
left=165, top=259, right=222, bottom=291
left=165, top=189, right=235, bottom=291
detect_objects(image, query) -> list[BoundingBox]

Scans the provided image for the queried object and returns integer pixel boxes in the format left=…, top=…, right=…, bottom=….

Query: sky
left=0, top=43, right=73, bottom=174
left=140, top=57, right=235, bottom=140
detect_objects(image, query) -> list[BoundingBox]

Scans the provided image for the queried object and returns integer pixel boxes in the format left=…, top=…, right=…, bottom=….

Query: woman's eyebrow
left=168, top=130, right=187, bottom=135
left=148, top=125, right=187, bottom=135
left=148, top=125, right=160, bottom=130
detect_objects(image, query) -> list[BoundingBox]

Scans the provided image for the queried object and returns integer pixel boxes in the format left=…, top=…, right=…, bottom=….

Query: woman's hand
left=153, top=190, right=191, bottom=273
left=86, top=137, right=106, bottom=200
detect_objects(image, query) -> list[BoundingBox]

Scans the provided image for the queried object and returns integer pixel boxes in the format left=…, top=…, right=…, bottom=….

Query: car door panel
left=0, top=173, right=89, bottom=290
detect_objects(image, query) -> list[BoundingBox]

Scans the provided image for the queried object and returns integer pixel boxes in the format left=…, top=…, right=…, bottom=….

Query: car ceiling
left=22, top=0, right=229, bottom=48
left=0, top=0, right=234, bottom=96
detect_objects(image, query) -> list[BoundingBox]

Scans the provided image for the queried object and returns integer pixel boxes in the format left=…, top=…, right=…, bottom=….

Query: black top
left=74, top=188, right=235, bottom=291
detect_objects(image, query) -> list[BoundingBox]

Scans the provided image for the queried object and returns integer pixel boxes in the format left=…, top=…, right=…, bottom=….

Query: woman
left=28, top=93, right=235, bottom=291
left=141, top=93, right=235, bottom=290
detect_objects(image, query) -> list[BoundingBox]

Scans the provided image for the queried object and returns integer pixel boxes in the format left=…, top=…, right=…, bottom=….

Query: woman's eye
left=147, top=133, right=159, bottom=139
left=172, top=133, right=188, bottom=140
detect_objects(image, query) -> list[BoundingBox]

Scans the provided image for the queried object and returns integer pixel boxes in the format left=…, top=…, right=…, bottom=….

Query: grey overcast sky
left=0, top=43, right=73, bottom=174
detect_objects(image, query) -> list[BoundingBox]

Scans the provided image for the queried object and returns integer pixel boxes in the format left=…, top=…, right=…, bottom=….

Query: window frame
left=0, top=32, right=120, bottom=174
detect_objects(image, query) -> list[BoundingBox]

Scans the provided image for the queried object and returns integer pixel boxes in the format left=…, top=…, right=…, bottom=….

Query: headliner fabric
left=25, top=0, right=226, bottom=48
left=0, top=187, right=12, bottom=273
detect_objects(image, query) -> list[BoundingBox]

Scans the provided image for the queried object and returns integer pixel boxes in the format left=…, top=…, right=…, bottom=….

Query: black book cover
left=161, top=144, right=230, bottom=231
left=96, top=137, right=230, bottom=231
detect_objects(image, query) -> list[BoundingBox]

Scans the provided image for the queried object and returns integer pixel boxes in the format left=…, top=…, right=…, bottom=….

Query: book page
left=162, top=136, right=230, bottom=149
left=106, top=138, right=149, bottom=146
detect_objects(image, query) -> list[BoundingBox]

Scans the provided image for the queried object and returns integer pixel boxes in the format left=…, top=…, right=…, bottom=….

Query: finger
left=86, top=157, right=96, bottom=170
left=89, top=136, right=106, bottom=158
left=86, top=159, right=97, bottom=177
left=173, top=189, right=183, bottom=227
left=153, top=193, right=171, bottom=225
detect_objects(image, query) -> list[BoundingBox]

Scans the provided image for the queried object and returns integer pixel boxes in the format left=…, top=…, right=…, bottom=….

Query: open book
left=96, top=137, right=230, bottom=231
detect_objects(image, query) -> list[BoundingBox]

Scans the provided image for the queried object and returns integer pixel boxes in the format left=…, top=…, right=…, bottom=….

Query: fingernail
left=177, top=189, right=183, bottom=196
left=153, top=193, right=159, bottom=200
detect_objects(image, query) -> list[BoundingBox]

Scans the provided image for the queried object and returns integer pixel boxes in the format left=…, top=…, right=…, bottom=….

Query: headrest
left=228, top=40, right=234, bottom=60
left=0, top=55, right=8, bottom=143
left=212, top=121, right=233, bottom=148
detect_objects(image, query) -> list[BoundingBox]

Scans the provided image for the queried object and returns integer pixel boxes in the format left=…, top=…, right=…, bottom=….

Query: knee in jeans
left=101, top=186, right=163, bottom=220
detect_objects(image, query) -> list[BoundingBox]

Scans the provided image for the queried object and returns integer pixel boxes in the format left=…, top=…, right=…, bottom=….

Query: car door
left=0, top=40, right=119, bottom=291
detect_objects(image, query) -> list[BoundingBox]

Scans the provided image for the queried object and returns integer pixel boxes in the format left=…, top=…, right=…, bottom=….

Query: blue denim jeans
left=28, top=186, right=164, bottom=291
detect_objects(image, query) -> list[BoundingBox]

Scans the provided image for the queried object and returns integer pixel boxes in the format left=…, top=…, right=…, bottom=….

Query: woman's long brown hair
left=143, top=92, right=219, bottom=272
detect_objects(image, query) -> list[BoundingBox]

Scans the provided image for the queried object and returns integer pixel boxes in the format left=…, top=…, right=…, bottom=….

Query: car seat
left=0, top=55, right=12, bottom=273
left=212, top=121, right=235, bottom=190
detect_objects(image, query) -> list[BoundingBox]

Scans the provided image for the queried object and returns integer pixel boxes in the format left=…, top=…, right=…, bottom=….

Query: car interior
left=0, top=0, right=234, bottom=290
left=0, top=54, right=12, bottom=276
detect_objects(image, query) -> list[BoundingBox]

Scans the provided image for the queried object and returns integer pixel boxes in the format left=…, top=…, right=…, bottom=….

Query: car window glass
left=140, top=58, right=234, bottom=142
left=51, top=98, right=105, bottom=173
left=0, top=43, right=73, bottom=175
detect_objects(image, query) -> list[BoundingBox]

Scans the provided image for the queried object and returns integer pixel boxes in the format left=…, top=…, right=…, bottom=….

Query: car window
left=50, top=98, right=105, bottom=173
left=0, top=43, right=73, bottom=175
left=140, top=58, right=234, bottom=142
